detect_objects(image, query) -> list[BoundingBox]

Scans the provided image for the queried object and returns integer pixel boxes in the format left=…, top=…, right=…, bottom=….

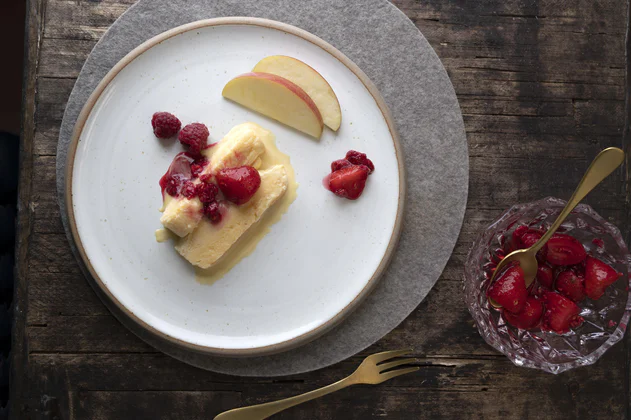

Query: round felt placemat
left=56, top=0, right=468, bottom=376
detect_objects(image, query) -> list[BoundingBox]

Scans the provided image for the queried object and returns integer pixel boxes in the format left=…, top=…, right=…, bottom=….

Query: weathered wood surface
left=13, top=0, right=631, bottom=419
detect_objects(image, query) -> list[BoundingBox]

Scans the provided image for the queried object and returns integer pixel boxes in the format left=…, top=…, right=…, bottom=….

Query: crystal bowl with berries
left=464, top=197, right=631, bottom=374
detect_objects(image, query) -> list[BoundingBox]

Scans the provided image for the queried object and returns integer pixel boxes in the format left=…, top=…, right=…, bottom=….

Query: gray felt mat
left=56, top=0, right=468, bottom=376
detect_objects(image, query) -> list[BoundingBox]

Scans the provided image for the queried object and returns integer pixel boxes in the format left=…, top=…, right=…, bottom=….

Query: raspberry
left=191, top=158, right=208, bottom=178
left=199, top=173, right=213, bottom=183
left=182, top=181, right=197, bottom=199
left=178, top=123, right=209, bottom=156
left=196, top=182, right=219, bottom=204
left=151, top=112, right=181, bottom=138
left=345, top=150, right=375, bottom=173
left=164, top=177, right=181, bottom=196
left=203, top=201, right=222, bottom=224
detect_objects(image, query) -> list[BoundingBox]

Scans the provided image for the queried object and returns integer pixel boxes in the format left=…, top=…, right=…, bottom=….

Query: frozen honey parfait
left=154, top=120, right=297, bottom=280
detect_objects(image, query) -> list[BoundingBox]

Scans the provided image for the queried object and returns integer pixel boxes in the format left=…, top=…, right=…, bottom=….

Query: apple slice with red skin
left=222, top=72, right=323, bottom=138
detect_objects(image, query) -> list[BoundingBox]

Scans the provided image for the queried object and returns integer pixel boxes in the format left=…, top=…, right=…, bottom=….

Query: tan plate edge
left=65, top=17, right=406, bottom=357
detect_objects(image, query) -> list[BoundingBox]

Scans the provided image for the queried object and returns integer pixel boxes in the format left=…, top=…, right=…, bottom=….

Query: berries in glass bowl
left=464, top=197, right=631, bottom=374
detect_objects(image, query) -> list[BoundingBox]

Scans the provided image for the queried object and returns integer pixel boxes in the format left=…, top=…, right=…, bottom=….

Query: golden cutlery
left=489, top=147, right=625, bottom=307
left=214, top=349, right=418, bottom=419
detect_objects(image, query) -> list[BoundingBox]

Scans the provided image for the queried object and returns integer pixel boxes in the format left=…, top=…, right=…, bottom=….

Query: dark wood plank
left=10, top=0, right=45, bottom=419
left=12, top=0, right=631, bottom=419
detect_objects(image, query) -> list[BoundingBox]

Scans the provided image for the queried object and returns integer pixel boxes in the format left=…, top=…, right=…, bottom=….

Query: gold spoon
left=489, top=147, right=625, bottom=308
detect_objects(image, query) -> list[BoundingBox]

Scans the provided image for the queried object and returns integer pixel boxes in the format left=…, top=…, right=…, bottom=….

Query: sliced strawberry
left=511, top=225, right=529, bottom=248
left=555, top=270, right=586, bottom=303
left=215, top=166, right=261, bottom=205
left=328, top=165, right=370, bottom=200
left=520, top=231, right=543, bottom=248
left=536, top=264, right=554, bottom=289
left=545, top=234, right=586, bottom=266
left=512, top=226, right=547, bottom=261
left=331, top=159, right=353, bottom=172
left=584, top=256, right=622, bottom=300
left=542, top=292, right=584, bottom=334
left=503, top=296, right=544, bottom=330
left=487, top=265, right=528, bottom=313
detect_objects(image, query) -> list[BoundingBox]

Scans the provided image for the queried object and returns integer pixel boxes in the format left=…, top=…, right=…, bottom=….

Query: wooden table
left=12, top=1, right=630, bottom=418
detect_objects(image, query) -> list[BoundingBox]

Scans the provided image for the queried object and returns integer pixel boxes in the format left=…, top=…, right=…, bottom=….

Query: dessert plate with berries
left=64, top=18, right=404, bottom=356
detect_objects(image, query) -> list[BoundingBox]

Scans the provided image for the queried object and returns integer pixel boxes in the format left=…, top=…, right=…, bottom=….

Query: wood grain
left=12, top=0, right=631, bottom=419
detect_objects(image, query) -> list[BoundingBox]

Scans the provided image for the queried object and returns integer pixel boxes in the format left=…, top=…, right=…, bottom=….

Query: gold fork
left=214, top=349, right=418, bottom=420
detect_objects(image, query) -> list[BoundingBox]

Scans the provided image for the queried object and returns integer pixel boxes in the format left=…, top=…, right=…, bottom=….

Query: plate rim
left=65, top=16, right=406, bottom=357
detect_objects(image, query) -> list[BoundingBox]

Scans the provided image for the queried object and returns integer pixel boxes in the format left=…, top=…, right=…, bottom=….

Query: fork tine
left=378, top=367, right=419, bottom=383
left=369, top=349, right=413, bottom=364
left=378, top=358, right=416, bottom=372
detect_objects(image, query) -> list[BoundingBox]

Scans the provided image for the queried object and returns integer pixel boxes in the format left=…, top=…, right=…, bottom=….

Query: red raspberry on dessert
left=178, top=123, right=209, bottom=156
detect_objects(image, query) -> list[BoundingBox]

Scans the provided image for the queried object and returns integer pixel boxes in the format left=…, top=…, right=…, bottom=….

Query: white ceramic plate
left=67, top=18, right=404, bottom=356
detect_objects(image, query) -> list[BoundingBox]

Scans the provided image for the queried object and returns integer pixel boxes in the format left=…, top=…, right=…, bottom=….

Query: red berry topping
left=555, top=270, right=586, bottom=303
left=503, top=296, right=544, bottom=330
left=199, top=173, right=213, bottom=183
left=196, top=182, right=219, bottom=204
left=512, top=225, right=529, bottom=246
left=545, top=234, right=586, bottom=266
left=178, top=123, right=209, bottom=156
left=181, top=181, right=197, bottom=199
left=216, top=166, right=261, bottom=205
left=331, top=159, right=353, bottom=172
left=191, top=158, right=208, bottom=178
left=345, top=150, right=374, bottom=173
left=487, top=264, right=528, bottom=313
left=584, top=256, right=622, bottom=300
left=327, top=165, right=370, bottom=200
left=520, top=230, right=543, bottom=249
left=151, top=112, right=181, bottom=138
left=542, top=292, right=584, bottom=334
left=159, top=152, right=193, bottom=198
left=203, top=201, right=222, bottom=224
left=536, top=263, right=554, bottom=289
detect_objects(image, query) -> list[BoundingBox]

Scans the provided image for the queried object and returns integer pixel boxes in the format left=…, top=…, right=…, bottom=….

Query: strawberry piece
left=512, top=226, right=543, bottom=248
left=216, top=166, right=261, bottom=205
left=345, top=150, right=374, bottom=173
left=536, top=264, right=554, bottom=289
left=487, top=265, right=528, bottom=313
left=520, top=231, right=543, bottom=248
left=512, top=225, right=529, bottom=247
left=503, top=296, right=544, bottom=330
left=328, top=165, right=370, bottom=200
left=584, top=256, right=622, bottom=300
left=542, top=292, right=584, bottom=334
left=513, top=226, right=547, bottom=260
left=555, top=270, right=586, bottom=302
left=545, top=234, right=586, bottom=266
left=331, top=159, right=353, bottom=172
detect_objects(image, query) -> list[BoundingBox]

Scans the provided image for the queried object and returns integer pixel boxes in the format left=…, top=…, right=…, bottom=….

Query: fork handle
left=530, top=147, right=625, bottom=253
left=214, top=376, right=356, bottom=420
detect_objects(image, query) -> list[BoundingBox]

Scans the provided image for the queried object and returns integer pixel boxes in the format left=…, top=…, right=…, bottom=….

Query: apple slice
left=253, top=56, right=342, bottom=131
left=222, top=72, right=324, bottom=138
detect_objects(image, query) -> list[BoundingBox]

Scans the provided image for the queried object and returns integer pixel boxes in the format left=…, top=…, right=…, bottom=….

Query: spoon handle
left=530, top=147, right=625, bottom=253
